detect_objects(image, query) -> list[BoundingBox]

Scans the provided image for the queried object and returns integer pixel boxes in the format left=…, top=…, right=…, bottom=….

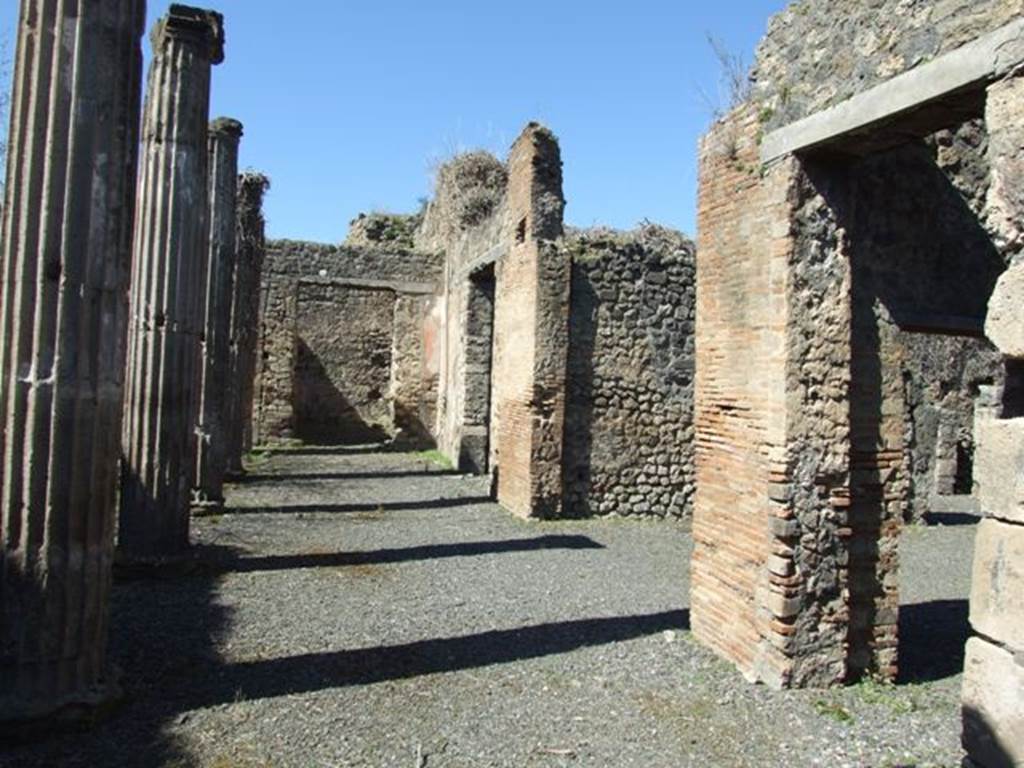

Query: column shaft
left=193, top=119, right=243, bottom=511
left=119, top=6, right=224, bottom=562
left=225, top=173, right=270, bottom=474
left=0, top=0, right=145, bottom=721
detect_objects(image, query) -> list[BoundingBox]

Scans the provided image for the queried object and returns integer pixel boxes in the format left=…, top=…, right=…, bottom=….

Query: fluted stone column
left=0, top=0, right=145, bottom=724
left=225, top=173, right=270, bottom=475
left=193, top=119, right=243, bottom=513
left=119, top=6, right=224, bottom=563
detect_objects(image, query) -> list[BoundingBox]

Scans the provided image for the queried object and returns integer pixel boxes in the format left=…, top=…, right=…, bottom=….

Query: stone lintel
left=761, top=18, right=1024, bottom=162
left=154, top=4, right=225, bottom=64
left=456, top=242, right=507, bottom=282
left=298, top=276, right=437, bottom=296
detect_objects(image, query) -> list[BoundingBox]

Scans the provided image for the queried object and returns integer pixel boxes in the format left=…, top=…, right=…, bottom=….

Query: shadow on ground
left=0, top=467, right=681, bottom=767
left=237, top=468, right=461, bottom=483
left=205, top=534, right=605, bottom=574
left=225, top=496, right=494, bottom=515
left=898, top=599, right=969, bottom=684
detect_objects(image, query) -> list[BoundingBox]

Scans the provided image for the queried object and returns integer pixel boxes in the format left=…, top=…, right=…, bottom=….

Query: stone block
left=962, top=637, right=1024, bottom=768
left=970, top=518, right=1024, bottom=652
left=985, top=262, right=1024, bottom=358
left=976, top=418, right=1024, bottom=524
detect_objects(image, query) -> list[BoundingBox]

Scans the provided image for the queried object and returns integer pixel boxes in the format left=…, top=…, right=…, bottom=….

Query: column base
left=0, top=671, right=123, bottom=744
left=191, top=497, right=226, bottom=517
left=113, top=550, right=199, bottom=581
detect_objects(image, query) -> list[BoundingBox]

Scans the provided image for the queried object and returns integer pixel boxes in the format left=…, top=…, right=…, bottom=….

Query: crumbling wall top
left=346, top=212, right=422, bottom=250
left=567, top=223, right=695, bottom=264
left=511, top=123, right=565, bottom=242
left=416, top=151, right=509, bottom=252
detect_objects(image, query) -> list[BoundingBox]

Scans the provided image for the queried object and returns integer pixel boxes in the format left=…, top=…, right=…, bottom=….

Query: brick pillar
left=0, top=0, right=145, bottom=723
left=193, top=118, right=243, bottom=512
left=961, top=74, right=1024, bottom=768
left=119, top=6, right=224, bottom=563
left=693, top=105, right=865, bottom=689
left=491, top=123, right=569, bottom=518
left=225, top=173, right=270, bottom=474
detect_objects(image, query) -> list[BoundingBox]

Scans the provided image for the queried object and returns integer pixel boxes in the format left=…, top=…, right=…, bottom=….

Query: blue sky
left=1, top=1, right=786, bottom=242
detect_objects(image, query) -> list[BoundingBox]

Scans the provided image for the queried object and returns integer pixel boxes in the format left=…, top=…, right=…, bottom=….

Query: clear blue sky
left=1, top=1, right=787, bottom=242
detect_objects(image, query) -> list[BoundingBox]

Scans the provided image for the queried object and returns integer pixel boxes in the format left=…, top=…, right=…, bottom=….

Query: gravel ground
left=2, top=447, right=977, bottom=768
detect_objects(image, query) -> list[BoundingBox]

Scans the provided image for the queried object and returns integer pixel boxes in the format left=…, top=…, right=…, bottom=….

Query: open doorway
left=802, top=118, right=1005, bottom=682
left=459, top=264, right=496, bottom=473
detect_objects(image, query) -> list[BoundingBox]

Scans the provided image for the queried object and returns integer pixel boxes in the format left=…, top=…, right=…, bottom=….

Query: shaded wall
left=253, top=239, right=442, bottom=445
left=293, top=281, right=395, bottom=444
left=842, top=132, right=1004, bottom=529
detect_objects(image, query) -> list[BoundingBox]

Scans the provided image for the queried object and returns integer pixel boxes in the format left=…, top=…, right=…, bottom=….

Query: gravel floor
left=2, top=447, right=977, bottom=768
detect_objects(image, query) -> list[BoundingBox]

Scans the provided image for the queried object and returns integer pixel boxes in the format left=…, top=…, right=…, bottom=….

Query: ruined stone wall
left=562, top=226, right=696, bottom=520
left=253, top=239, right=442, bottom=445
left=780, top=158, right=854, bottom=687
left=417, top=126, right=569, bottom=518
left=416, top=152, right=508, bottom=469
left=489, top=128, right=569, bottom=518
left=693, top=104, right=797, bottom=684
left=695, top=0, right=1022, bottom=690
left=752, top=0, right=1024, bottom=132
left=785, top=129, right=1005, bottom=682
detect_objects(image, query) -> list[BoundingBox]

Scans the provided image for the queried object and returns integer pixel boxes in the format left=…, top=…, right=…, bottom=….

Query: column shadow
left=202, top=534, right=605, bottom=574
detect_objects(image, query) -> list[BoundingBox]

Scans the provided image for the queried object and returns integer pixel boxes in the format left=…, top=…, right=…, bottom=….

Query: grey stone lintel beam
left=761, top=18, right=1024, bottom=162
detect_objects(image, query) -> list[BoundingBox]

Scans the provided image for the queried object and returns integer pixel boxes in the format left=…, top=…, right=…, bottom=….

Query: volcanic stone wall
left=253, top=239, right=442, bottom=445
left=419, top=130, right=698, bottom=520
left=752, top=0, right=1024, bottom=131
left=562, top=226, right=696, bottom=519
left=780, top=123, right=1005, bottom=680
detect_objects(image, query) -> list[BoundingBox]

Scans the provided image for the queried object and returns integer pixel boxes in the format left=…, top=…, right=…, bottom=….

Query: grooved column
left=0, top=0, right=145, bottom=723
left=193, top=118, right=243, bottom=512
left=225, top=173, right=270, bottom=475
left=119, top=6, right=224, bottom=563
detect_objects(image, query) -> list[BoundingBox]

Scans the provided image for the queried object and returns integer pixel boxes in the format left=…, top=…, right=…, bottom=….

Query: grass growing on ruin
left=417, top=449, right=454, bottom=470
left=813, top=677, right=924, bottom=727
left=814, top=698, right=854, bottom=723
left=853, top=677, right=920, bottom=715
